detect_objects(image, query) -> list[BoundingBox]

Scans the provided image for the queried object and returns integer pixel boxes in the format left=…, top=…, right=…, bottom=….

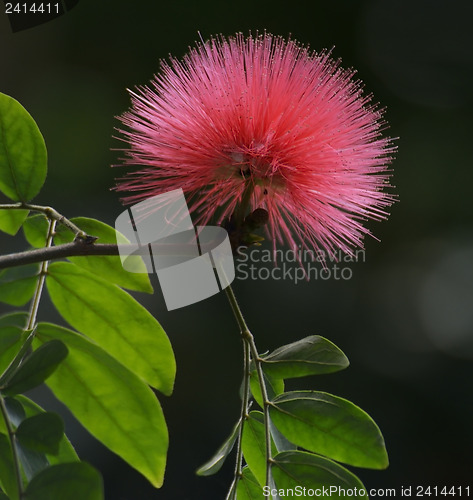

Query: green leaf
left=54, top=217, right=153, bottom=293
left=24, top=462, right=103, bottom=500
left=0, top=433, right=19, bottom=500
left=0, top=312, right=28, bottom=329
left=16, top=412, right=64, bottom=455
left=0, top=326, right=36, bottom=388
left=0, top=488, right=9, bottom=500
left=269, top=391, right=389, bottom=469
left=35, top=322, right=169, bottom=488
left=0, top=326, right=23, bottom=377
left=4, top=397, right=25, bottom=426
left=250, top=368, right=284, bottom=409
left=0, top=264, right=39, bottom=306
left=22, top=214, right=49, bottom=247
left=261, top=336, right=349, bottom=379
left=1, top=340, right=68, bottom=396
left=17, top=443, right=49, bottom=481
left=0, top=209, right=29, bottom=235
left=0, top=321, right=28, bottom=379
left=14, top=395, right=78, bottom=464
left=272, top=451, right=368, bottom=499
left=0, top=93, right=47, bottom=202
left=241, top=411, right=277, bottom=487
left=196, top=419, right=240, bottom=476
left=46, top=261, right=175, bottom=395
left=236, top=467, right=265, bottom=500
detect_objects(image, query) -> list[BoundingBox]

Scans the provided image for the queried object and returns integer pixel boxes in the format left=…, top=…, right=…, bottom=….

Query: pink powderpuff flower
left=115, top=33, right=395, bottom=257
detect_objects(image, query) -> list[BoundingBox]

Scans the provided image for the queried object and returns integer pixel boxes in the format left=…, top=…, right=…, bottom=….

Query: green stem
left=0, top=394, right=23, bottom=499
left=226, top=339, right=250, bottom=500
left=26, top=218, right=56, bottom=330
left=224, top=284, right=273, bottom=497
left=0, top=202, right=90, bottom=240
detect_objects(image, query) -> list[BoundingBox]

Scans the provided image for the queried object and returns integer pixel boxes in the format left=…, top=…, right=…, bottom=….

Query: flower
left=115, top=33, right=395, bottom=257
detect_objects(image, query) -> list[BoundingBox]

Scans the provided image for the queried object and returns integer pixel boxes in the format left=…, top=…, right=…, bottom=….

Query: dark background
left=1, top=0, right=473, bottom=498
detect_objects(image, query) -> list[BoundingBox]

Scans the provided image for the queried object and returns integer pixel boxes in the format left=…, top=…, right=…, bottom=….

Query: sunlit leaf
left=241, top=411, right=277, bottom=487
left=0, top=93, right=47, bottom=202
left=0, top=209, right=29, bottom=235
left=269, top=391, right=389, bottom=469
left=236, top=467, right=264, bottom=500
left=0, top=264, right=39, bottom=306
left=1, top=340, right=68, bottom=396
left=272, top=451, right=368, bottom=498
left=261, top=336, right=349, bottom=379
left=35, top=322, right=169, bottom=487
left=250, top=367, right=284, bottom=409
left=22, top=214, right=49, bottom=248
left=24, top=462, right=103, bottom=500
left=196, top=419, right=240, bottom=476
left=54, top=217, right=153, bottom=293
left=46, top=261, right=175, bottom=395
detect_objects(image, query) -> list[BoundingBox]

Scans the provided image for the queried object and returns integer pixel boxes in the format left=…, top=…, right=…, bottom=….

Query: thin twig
left=224, top=284, right=273, bottom=498
left=26, top=218, right=56, bottom=329
left=0, top=202, right=88, bottom=240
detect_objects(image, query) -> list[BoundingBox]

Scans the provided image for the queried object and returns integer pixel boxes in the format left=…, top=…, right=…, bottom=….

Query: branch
left=0, top=241, right=218, bottom=270
left=0, top=242, right=120, bottom=269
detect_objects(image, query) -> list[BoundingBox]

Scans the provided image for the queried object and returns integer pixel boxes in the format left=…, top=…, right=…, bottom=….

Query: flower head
left=115, top=33, right=395, bottom=256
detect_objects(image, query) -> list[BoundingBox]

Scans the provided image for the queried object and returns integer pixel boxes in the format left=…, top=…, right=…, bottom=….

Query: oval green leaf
left=236, top=467, right=265, bottom=500
left=241, top=411, right=277, bottom=487
left=0, top=93, right=47, bottom=202
left=250, top=368, right=284, bottom=409
left=16, top=412, right=64, bottom=455
left=22, top=214, right=49, bottom=248
left=2, top=340, right=68, bottom=396
left=262, top=336, right=349, bottom=379
left=24, top=462, right=103, bottom=500
left=272, top=451, right=368, bottom=499
left=46, top=261, right=175, bottom=395
left=0, top=264, right=39, bottom=306
left=35, top=322, right=169, bottom=487
left=17, top=443, right=49, bottom=481
left=0, top=209, right=29, bottom=235
left=270, top=391, right=388, bottom=469
left=0, top=326, right=23, bottom=377
left=0, top=312, right=28, bottom=329
left=54, top=217, right=153, bottom=293
left=196, top=419, right=240, bottom=476
left=14, top=395, right=79, bottom=464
